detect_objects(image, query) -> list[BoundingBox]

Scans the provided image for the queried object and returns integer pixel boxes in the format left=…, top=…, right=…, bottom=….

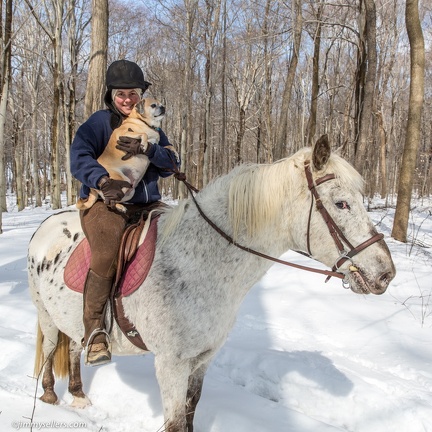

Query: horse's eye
left=335, top=201, right=350, bottom=210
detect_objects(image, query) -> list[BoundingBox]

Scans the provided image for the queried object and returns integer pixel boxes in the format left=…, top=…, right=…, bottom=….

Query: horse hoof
left=40, top=390, right=58, bottom=405
left=70, top=395, right=92, bottom=408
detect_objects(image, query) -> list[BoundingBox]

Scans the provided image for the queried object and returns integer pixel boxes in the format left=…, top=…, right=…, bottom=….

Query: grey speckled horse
left=28, top=137, right=395, bottom=431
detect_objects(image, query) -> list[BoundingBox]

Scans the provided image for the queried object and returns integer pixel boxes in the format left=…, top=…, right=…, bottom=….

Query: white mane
left=160, top=147, right=364, bottom=243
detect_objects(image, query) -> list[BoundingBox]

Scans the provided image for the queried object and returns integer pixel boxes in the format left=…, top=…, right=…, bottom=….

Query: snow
left=1, top=195, right=432, bottom=432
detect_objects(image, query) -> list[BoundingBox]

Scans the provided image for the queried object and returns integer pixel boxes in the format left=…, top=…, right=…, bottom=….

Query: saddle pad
left=64, top=218, right=158, bottom=297
left=64, top=240, right=91, bottom=293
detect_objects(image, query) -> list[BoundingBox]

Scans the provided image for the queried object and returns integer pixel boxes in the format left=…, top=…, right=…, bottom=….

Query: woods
left=0, top=0, right=430, bottom=239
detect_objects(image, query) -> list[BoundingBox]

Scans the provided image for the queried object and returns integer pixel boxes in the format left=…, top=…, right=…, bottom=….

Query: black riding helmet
left=104, top=59, right=152, bottom=128
left=106, top=59, right=151, bottom=91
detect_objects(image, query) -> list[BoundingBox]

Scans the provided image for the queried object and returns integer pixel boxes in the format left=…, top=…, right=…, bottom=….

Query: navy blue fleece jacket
left=71, top=109, right=180, bottom=204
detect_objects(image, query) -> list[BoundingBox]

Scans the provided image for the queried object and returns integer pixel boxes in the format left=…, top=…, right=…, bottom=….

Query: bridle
left=304, top=161, right=384, bottom=284
left=171, top=160, right=384, bottom=286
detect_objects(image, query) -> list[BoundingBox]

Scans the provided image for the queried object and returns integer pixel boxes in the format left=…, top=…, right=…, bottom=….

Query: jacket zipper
left=142, top=179, right=149, bottom=203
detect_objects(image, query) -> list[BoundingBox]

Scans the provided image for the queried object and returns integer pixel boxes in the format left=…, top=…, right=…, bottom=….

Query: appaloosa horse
left=28, top=136, right=395, bottom=431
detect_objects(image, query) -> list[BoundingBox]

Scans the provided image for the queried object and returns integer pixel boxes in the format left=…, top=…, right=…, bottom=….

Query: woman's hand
left=116, top=136, right=149, bottom=160
left=98, top=176, right=131, bottom=208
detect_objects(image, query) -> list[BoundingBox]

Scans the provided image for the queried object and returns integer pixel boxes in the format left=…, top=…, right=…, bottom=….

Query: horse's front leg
left=186, top=362, right=209, bottom=432
left=155, top=357, right=191, bottom=432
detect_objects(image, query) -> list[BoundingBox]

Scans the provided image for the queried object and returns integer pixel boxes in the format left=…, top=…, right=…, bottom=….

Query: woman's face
left=113, top=89, right=141, bottom=115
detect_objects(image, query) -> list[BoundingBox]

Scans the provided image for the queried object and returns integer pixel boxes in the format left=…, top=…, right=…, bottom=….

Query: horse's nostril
left=377, top=272, right=392, bottom=289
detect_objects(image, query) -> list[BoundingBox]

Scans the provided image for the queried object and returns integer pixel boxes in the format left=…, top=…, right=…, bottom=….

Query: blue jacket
left=71, top=109, right=180, bottom=204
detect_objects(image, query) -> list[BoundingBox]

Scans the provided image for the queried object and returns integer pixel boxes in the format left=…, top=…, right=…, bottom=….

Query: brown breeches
left=79, top=200, right=148, bottom=278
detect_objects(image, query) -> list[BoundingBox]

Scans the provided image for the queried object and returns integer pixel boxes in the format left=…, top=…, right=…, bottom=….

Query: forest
left=0, top=0, right=430, bottom=239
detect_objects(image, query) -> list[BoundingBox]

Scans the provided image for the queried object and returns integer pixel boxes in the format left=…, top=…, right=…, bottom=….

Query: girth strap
left=113, top=296, right=148, bottom=351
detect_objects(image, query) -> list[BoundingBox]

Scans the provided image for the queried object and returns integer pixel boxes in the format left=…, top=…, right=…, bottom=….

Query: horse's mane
left=160, top=148, right=363, bottom=243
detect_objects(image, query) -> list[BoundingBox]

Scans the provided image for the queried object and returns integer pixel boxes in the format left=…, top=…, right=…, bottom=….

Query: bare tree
left=2, top=0, right=431, bottom=212
left=84, top=0, right=108, bottom=118
left=179, top=0, right=199, bottom=198
left=354, top=0, right=378, bottom=176
left=24, top=0, right=66, bottom=210
left=391, top=0, right=425, bottom=242
left=306, top=1, right=323, bottom=147
left=201, top=0, right=221, bottom=187
left=65, top=0, right=90, bottom=206
left=274, top=0, right=302, bottom=160
left=0, top=0, right=12, bottom=233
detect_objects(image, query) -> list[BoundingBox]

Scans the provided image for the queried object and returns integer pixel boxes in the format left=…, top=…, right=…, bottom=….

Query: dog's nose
left=160, top=106, right=165, bottom=114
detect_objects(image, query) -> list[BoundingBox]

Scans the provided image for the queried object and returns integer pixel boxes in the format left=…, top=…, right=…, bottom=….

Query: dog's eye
left=335, top=201, right=350, bottom=210
left=151, top=104, right=157, bottom=108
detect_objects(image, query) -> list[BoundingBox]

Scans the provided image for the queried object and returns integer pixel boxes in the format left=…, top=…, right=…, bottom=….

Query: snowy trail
left=1, top=202, right=432, bottom=431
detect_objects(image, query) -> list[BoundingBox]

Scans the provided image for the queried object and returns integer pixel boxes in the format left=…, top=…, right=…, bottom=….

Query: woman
left=71, top=59, right=180, bottom=366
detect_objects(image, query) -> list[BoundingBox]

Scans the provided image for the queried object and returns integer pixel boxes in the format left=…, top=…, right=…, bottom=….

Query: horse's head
left=293, top=135, right=395, bottom=295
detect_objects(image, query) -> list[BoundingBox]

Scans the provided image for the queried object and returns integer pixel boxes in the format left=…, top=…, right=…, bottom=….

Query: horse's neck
left=162, top=176, right=292, bottom=260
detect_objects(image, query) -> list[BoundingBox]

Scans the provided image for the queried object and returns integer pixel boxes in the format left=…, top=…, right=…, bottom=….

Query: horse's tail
left=34, top=321, right=70, bottom=379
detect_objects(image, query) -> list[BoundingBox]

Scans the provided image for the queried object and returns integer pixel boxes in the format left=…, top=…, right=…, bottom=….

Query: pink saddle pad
left=64, top=218, right=158, bottom=297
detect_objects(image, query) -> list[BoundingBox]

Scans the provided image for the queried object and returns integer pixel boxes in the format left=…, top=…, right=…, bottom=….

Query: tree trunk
left=274, top=0, right=302, bottom=160
left=220, top=0, right=227, bottom=175
left=202, top=0, right=221, bottom=186
left=0, top=0, right=12, bottom=232
left=84, top=0, right=108, bottom=118
left=306, top=2, right=323, bottom=147
left=354, top=0, right=377, bottom=176
left=65, top=0, right=79, bottom=206
left=179, top=0, right=198, bottom=198
left=376, top=111, right=388, bottom=198
left=235, top=107, right=245, bottom=164
left=262, top=0, right=274, bottom=163
left=50, top=27, right=63, bottom=210
left=391, top=0, right=425, bottom=242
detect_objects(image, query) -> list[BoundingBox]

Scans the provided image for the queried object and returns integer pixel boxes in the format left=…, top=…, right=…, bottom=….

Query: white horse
left=28, top=136, right=395, bottom=432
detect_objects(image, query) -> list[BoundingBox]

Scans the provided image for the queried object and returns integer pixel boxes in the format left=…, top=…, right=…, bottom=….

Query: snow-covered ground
left=0, top=195, right=431, bottom=432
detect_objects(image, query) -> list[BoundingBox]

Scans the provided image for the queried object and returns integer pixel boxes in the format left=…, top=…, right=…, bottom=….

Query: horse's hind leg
left=68, top=339, right=91, bottom=408
left=37, top=319, right=59, bottom=404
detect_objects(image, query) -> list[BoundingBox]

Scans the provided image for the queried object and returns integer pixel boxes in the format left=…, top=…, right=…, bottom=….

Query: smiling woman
left=70, top=59, right=180, bottom=367
left=112, top=88, right=141, bottom=116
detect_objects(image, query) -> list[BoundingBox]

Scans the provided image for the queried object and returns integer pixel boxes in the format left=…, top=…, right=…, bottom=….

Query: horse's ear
left=312, top=134, right=331, bottom=171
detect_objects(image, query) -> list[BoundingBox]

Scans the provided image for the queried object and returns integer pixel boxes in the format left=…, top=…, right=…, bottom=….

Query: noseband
left=304, top=161, right=384, bottom=283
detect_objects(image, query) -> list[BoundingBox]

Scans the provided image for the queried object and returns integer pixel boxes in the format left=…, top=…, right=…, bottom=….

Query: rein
left=171, top=165, right=343, bottom=281
left=169, top=157, right=383, bottom=283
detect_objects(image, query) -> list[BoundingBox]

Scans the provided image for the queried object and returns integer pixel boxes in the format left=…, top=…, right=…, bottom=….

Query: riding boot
left=82, top=269, right=113, bottom=366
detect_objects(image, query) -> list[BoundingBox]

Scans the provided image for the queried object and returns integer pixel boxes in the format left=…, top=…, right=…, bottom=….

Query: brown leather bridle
left=304, top=161, right=384, bottom=283
left=172, top=160, right=384, bottom=285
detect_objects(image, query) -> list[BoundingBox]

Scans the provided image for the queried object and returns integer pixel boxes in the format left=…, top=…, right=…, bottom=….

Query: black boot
left=82, top=269, right=113, bottom=366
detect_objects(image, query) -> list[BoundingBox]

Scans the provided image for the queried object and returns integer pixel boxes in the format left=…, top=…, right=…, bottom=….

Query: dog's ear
left=135, top=98, right=147, bottom=114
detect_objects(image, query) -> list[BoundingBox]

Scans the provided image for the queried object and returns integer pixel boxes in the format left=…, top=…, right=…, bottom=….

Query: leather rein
left=172, top=161, right=384, bottom=284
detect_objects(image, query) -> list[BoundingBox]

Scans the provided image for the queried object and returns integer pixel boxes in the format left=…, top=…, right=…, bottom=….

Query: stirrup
left=83, top=328, right=112, bottom=367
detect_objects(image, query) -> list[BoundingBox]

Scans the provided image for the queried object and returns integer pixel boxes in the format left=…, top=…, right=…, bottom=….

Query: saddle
left=64, top=204, right=167, bottom=351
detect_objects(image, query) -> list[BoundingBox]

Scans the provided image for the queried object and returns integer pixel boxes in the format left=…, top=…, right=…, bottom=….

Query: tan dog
left=76, top=98, right=165, bottom=213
